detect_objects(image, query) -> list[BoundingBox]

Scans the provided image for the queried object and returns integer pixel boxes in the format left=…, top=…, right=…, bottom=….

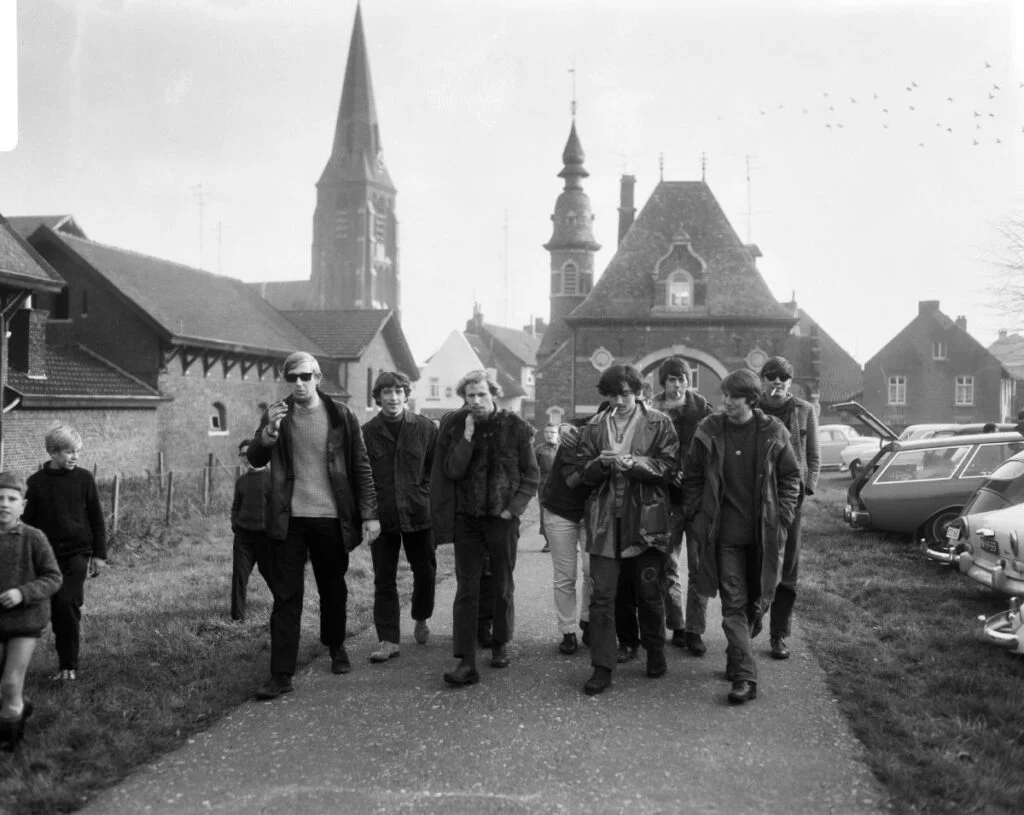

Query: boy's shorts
left=0, top=629, right=43, bottom=643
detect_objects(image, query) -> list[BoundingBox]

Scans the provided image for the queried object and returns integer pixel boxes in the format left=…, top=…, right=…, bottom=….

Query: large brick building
left=535, top=119, right=800, bottom=425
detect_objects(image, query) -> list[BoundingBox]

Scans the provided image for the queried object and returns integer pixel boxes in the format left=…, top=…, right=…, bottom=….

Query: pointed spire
left=559, top=122, right=589, bottom=184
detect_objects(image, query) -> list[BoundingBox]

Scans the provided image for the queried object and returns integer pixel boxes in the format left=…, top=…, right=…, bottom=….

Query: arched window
left=210, top=402, right=228, bottom=434
left=562, top=262, right=578, bottom=295
left=667, top=271, right=693, bottom=310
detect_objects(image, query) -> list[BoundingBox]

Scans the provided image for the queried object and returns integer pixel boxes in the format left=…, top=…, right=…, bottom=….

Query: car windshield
left=966, top=459, right=1024, bottom=513
left=874, top=445, right=971, bottom=484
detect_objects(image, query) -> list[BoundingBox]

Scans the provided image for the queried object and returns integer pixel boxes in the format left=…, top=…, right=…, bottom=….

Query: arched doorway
left=634, top=345, right=729, bottom=402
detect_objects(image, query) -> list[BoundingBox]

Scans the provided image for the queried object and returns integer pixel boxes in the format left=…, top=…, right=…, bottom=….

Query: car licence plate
left=946, top=526, right=961, bottom=541
left=980, top=538, right=999, bottom=554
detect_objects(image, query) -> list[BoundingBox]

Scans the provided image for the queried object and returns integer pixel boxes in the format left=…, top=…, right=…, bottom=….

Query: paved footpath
left=86, top=524, right=888, bottom=815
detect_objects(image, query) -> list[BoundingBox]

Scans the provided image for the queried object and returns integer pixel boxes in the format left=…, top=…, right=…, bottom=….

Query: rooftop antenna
left=569, top=62, right=577, bottom=118
left=190, top=182, right=209, bottom=270
left=503, top=209, right=509, bottom=326
left=745, top=154, right=754, bottom=242
left=216, top=221, right=223, bottom=275
left=659, top=152, right=665, bottom=182
left=701, top=151, right=707, bottom=182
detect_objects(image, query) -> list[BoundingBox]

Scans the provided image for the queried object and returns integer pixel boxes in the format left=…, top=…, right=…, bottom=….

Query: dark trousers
left=51, top=553, right=88, bottom=670
left=770, top=494, right=804, bottom=639
left=452, top=515, right=518, bottom=660
left=269, top=517, right=349, bottom=676
left=371, top=528, right=437, bottom=643
left=231, top=528, right=271, bottom=621
left=719, top=541, right=759, bottom=682
left=591, top=547, right=667, bottom=672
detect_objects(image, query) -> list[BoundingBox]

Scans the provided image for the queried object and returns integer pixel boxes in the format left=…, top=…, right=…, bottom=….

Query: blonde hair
left=45, top=423, right=83, bottom=454
left=282, top=351, right=322, bottom=377
left=456, top=369, right=503, bottom=399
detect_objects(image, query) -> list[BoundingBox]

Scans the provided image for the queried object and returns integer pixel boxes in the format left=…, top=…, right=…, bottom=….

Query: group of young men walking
left=243, top=350, right=818, bottom=706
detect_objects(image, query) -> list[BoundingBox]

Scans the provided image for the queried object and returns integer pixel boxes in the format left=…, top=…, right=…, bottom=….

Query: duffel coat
left=681, top=410, right=801, bottom=605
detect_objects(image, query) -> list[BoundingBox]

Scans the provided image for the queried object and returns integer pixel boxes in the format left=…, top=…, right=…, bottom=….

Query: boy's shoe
left=683, top=632, right=707, bottom=657
left=583, top=667, right=613, bottom=696
left=16, top=701, right=33, bottom=744
left=0, top=718, right=16, bottom=752
left=728, top=680, right=758, bottom=704
left=369, top=641, right=400, bottom=663
left=330, top=646, right=351, bottom=674
left=670, top=629, right=688, bottom=648
left=770, top=637, right=791, bottom=660
left=646, top=649, right=667, bottom=678
left=616, top=643, right=638, bottom=663
left=414, top=620, right=430, bottom=645
left=541, top=542, right=551, bottom=553
left=255, top=674, right=294, bottom=701
left=443, top=662, right=480, bottom=687
left=559, top=633, right=579, bottom=655
left=490, top=643, right=510, bottom=668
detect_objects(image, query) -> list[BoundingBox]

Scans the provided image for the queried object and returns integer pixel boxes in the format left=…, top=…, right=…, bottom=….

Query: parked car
left=843, top=429, right=1024, bottom=542
left=832, top=401, right=1015, bottom=479
left=818, top=424, right=866, bottom=470
left=925, top=449, right=1024, bottom=567
left=978, top=597, right=1024, bottom=655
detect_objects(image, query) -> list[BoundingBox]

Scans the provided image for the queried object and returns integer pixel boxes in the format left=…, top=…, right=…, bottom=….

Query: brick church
left=535, top=118, right=818, bottom=425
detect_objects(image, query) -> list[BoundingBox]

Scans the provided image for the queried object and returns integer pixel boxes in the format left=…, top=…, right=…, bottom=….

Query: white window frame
left=209, top=402, right=228, bottom=436
left=932, top=341, right=948, bottom=360
left=427, top=377, right=440, bottom=401
left=666, top=270, right=694, bottom=310
left=888, top=375, right=907, bottom=406
left=955, top=375, right=974, bottom=406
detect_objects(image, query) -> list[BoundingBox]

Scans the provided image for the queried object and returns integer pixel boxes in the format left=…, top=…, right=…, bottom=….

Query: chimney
left=617, top=174, right=636, bottom=245
left=999, top=329, right=1008, bottom=340
left=918, top=300, right=940, bottom=316
left=955, top=315, right=967, bottom=331
left=9, top=308, right=48, bottom=380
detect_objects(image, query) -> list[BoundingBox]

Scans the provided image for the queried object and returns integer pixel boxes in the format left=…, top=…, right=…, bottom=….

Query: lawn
left=799, top=472, right=1024, bottom=815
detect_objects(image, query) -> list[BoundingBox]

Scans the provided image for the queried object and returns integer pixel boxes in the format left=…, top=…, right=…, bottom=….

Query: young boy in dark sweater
left=0, top=471, right=63, bottom=750
left=23, top=424, right=106, bottom=681
left=230, top=439, right=271, bottom=622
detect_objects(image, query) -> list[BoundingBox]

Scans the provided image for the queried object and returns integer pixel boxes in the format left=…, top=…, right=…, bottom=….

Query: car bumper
left=977, top=601, right=1024, bottom=653
left=955, top=553, right=1024, bottom=596
left=924, top=543, right=956, bottom=564
left=843, top=504, right=870, bottom=529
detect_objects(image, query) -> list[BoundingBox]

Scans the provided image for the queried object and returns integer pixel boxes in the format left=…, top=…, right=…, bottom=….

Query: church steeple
left=312, top=3, right=399, bottom=313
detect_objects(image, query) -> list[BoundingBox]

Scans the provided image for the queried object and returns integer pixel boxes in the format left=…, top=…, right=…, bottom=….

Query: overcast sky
left=1, top=0, right=1021, bottom=365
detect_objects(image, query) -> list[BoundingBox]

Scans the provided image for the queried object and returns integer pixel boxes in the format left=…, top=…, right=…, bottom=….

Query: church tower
left=542, top=119, right=600, bottom=345
left=311, top=4, right=398, bottom=312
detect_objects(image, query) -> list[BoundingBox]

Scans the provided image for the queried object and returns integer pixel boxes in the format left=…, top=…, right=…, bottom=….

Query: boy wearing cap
left=0, top=471, right=63, bottom=750
left=23, top=424, right=107, bottom=682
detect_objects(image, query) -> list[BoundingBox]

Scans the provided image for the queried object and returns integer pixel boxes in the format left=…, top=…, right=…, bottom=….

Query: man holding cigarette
left=249, top=351, right=379, bottom=700
left=757, top=356, right=820, bottom=661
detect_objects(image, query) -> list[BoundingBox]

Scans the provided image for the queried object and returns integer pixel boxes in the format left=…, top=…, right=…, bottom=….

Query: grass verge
left=0, top=512, right=456, bottom=815
left=800, top=473, right=1024, bottom=815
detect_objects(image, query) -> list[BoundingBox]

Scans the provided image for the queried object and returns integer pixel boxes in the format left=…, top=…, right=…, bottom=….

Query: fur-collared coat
left=430, top=407, right=540, bottom=544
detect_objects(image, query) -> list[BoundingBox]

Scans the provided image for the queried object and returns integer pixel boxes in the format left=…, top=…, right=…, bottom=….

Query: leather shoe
left=770, top=637, right=791, bottom=660
left=646, top=648, right=667, bottom=678
left=559, top=633, right=579, bottom=655
left=490, top=643, right=510, bottom=668
left=728, top=680, right=758, bottom=704
left=255, top=673, right=294, bottom=701
left=670, top=629, right=688, bottom=648
left=683, top=632, right=707, bottom=657
left=330, top=646, right=351, bottom=674
left=616, top=643, right=639, bottom=663
left=583, top=667, right=613, bottom=695
left=443, top=662, right=480, bottom=686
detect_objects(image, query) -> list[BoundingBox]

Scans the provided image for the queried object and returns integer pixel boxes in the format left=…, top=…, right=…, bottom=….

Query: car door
left=818, top=428, right=846, bottom=469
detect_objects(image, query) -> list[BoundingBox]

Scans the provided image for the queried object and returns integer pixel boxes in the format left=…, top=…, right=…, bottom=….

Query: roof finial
left=700, top=151, right=707, bottom=182
left=659, top=152, right=664, bottom=182
left=569, top=63, right=577, bottom=118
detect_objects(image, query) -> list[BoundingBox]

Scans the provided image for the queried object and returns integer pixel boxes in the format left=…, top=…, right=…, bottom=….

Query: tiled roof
left=0, top=215, right=65, bottom=292
left=49, top=232, right=325, bottom=357
left=569, top=181, right=793, bottom=322
left=281, top=309, right=391, bottom=357
left=247, top=279, right=314, bottom=311
left=481, top=323, right=541, bottom=367
left=7, top=215, right=86, bottom=239
left=988, top=333, right=1024, bottom=379
left=782, top=304, right=863, bottom=403
left=5, top=344, right=165, bottom=404
left=464, top=335, right=526, bottom=398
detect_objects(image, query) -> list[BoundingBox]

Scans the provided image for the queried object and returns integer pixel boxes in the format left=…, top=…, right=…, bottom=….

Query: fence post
left=203, top=465, right=210, bottom=514
left=157, top=452, right=165, bottom=489
left=164, top=471, right=174, bottom=525
left=111, top=474, right=120, bottom=535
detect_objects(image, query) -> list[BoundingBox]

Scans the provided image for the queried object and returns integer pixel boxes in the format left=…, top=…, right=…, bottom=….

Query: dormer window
left=667, top=271, right=693, bottom=310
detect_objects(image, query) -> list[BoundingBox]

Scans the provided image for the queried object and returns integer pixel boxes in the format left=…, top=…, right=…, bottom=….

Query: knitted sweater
left=24, top=465, right=107, bottom=560
left=0, top=523, right=63, bottom=637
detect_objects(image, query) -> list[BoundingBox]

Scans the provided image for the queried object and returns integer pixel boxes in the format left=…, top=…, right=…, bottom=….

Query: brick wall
left=2, top=408, right=158, bottom=478
left=338, top=331, right=401, bottom=420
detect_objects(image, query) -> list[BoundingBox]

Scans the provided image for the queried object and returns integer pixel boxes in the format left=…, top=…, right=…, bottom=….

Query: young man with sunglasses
left=757, top=356, right=820, bottom=661
left=248, top=351, right=379, bottom=700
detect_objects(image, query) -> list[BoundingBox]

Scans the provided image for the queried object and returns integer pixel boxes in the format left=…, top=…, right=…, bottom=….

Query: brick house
left=18, top=223, right=339, bottom=473
left=535, top=119, right=798, bottom=425
left=862, top=300, right=1012, bottom=430
left=988, top=329, right=1024, bottom=418
left=280, top=309, right=419, bottom=421
left=780, top=300, right=863, bottom=414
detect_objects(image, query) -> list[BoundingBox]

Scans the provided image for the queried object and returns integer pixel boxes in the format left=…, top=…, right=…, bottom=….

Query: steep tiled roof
left=464, top=334, right=526, bottom=398
left=7, top=215, right=86, bottom=239
left=989, top=332, right=1024, bottom=379
left=281, top=310, right=390, bottom=357
left=0, top=215, right=65, bottom=293
left=248, top=279, right=314, bottom=311
left=569, top=181, right=793, bottom=322
left=481, top=323, right=541, bottom=367
left=48, top=232, right=325, bottom=356
left=782, top=303, right=863, bottom=403
left=5, top=344, right=166, bottom=405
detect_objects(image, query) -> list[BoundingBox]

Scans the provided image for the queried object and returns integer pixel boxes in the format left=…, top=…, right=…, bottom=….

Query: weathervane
left=701, top=151, right=707, bottom=182
left=659, top=152, right=664, bottom=182
left=569, top=63, right=577, bottom=118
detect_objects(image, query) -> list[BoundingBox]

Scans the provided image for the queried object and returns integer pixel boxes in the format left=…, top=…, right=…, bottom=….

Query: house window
left=551, top=269, right=562, bottom=295
left=428, top=378, right=440, bottom=400
left=562, top=262, right=578, bottom=295
left=667, top=271, right=693, bottom=310
left=932, top=341, right=948, bottom=360
left=955, top=376, right=974, bottom=406
left=888, top=376, right=907, bottom=405
left=210, top=402, right=228, bottom=434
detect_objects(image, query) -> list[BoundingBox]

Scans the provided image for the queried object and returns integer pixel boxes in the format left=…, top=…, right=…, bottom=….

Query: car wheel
left=848, top=460, right=861, bottom=480
left=922, top=508, right=962, bottom=544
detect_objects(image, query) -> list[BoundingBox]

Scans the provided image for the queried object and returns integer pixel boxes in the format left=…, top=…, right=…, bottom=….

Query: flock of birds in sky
left=718, top=61, right=1020, bottom=149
